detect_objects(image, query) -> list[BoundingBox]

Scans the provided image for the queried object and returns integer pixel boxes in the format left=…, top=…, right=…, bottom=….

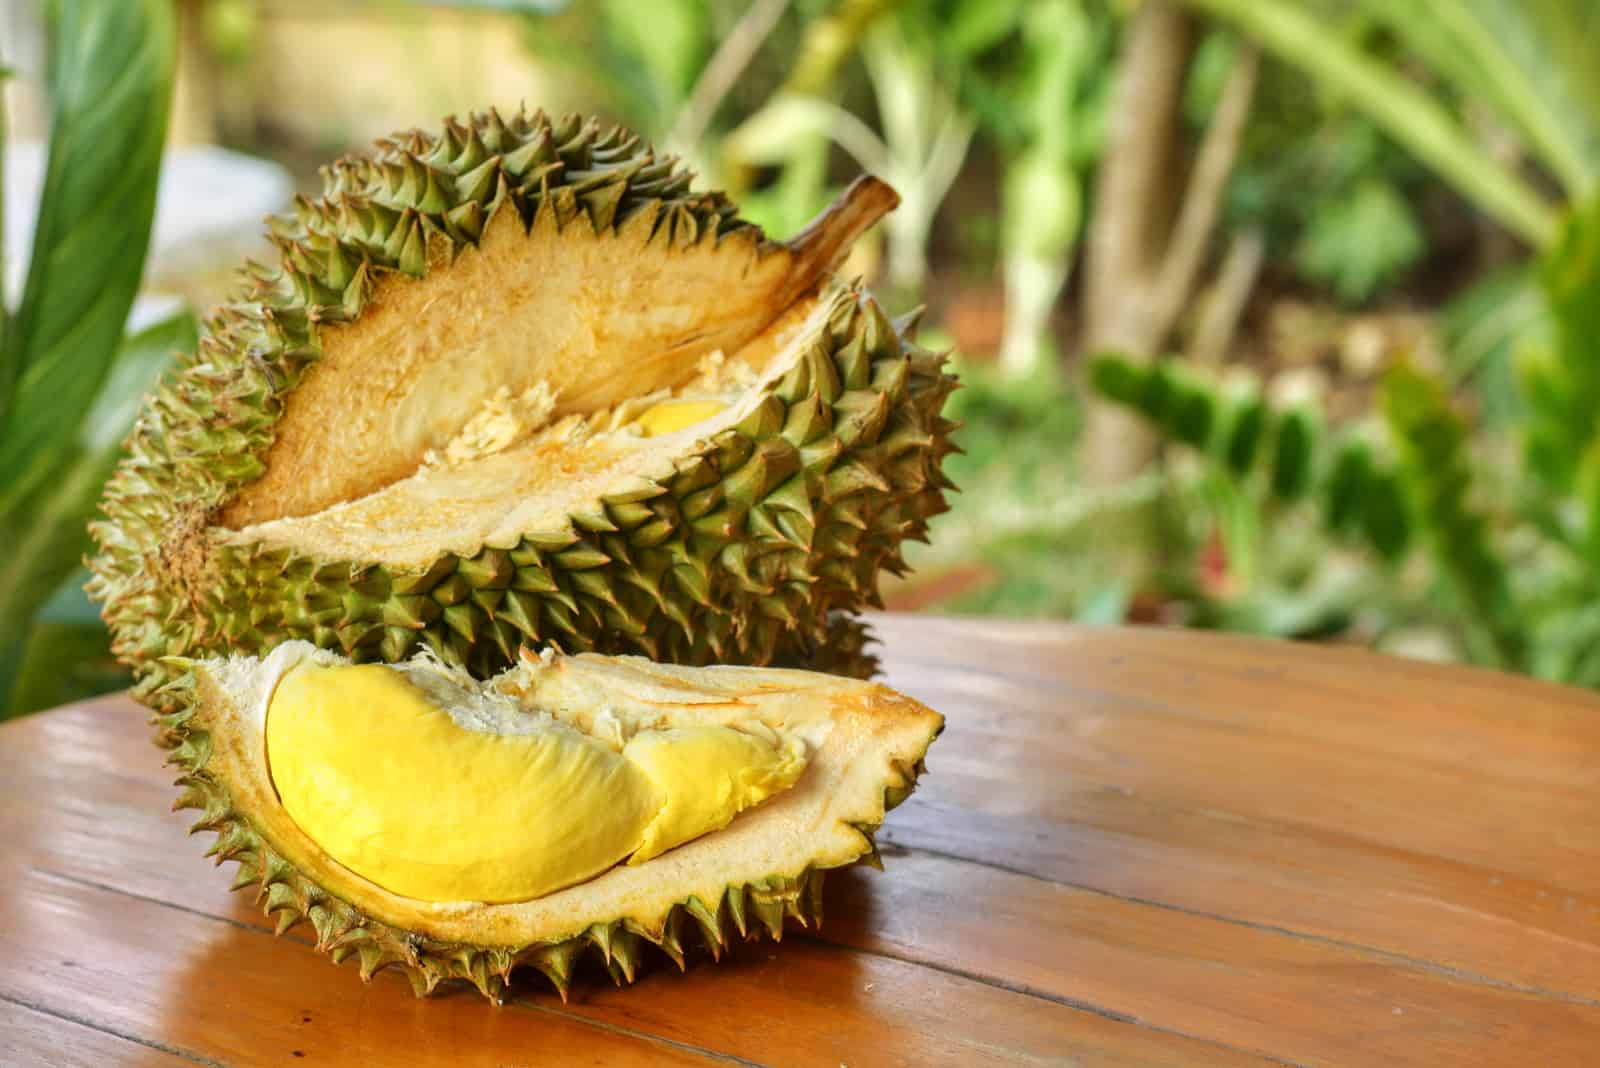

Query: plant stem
left=998, top=250, right=1068, bottom=378
left=1190, top=226, right=1265, bottom=367
left=1145, top=43, right=1259, bottom=339
left=668, top=0, right=792, bottom=157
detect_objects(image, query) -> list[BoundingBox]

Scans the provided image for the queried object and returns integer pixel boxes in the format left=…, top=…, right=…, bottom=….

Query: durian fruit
left=88, top=109, right=958, bottom=704
left=163, top=641, right=942, bottom=1000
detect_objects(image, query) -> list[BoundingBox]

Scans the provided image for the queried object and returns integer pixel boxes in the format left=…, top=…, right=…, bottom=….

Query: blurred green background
left=4, top=0, right=1600, bottom=717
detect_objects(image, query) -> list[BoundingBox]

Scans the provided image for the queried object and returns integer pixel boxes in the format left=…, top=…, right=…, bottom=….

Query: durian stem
left=784, top=175, right=901, bottom=291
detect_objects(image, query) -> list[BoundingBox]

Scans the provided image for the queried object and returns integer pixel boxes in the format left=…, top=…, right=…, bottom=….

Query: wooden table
left=2, top=614, right=1597, bottom=1066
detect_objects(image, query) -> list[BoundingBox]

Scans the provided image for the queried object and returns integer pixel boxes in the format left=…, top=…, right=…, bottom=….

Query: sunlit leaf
left=0, top=0, right=175, bottom=514
left=1356, top=0, right=1598, bottom=198
left=1179, top=0, right=1557, bottom=246
left=0, top=309, right=195, bottom=716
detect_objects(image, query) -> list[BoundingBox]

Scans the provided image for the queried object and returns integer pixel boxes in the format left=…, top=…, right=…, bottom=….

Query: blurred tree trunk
left=171, top=0, right=218, bottom=144
left=1079, top=1, right=1258, bottom=486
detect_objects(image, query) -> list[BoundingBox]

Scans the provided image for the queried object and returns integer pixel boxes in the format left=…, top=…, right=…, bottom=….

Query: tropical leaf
left=0, top=309, right=196, bottom=717
left=5, top=579, right=129, bottom=719
left=1178, top=0, right=1558, bottom=246
left=1518, top=195, right=1600, bottom=496
left=0, top=0, right=176, bottom=516
left=1090, top=353, right=1413, bottom=561
left=1356, top=0, right=1598, bottom=198
left=1292, top=177, right=1424, bottom=304
left=1380, top=364, right=1524, bottom=669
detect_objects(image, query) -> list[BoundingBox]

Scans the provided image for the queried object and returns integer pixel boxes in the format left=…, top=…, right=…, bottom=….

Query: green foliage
left=1180, top=0, right=1567, bottom=245
left=0, top=0, right=179, bottom=717
left=1089, top=353, right=1412, bottom=561
left=1358, top=0, right=1600, bottom=200
left=1190, top=28, right=1428, bottom=305
left=1091, top=195, right=1600, bottom=686
left=1293, top=178, right=1425, bottom=304
left=1379, top=364, right=1523, bottom=667
left=1436, top=265, right=1542, bottom=426
left=514, top=0, right=718, bottom=136
left=1519, top=196, right=1600, bottom=495
left=726, top=6, right=979, bottom=293
left=910, top=354, right=1155, bottom=620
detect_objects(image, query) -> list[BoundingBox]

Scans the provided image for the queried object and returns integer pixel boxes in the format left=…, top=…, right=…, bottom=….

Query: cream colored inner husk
left=220, top=290, right=826, bottom=570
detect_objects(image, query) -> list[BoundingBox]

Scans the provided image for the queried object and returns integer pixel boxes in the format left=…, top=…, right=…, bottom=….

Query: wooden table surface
left=2, top=614, right=1597, bottom=1067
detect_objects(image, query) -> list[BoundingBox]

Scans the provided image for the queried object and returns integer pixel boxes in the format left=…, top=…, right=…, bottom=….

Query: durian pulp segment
left=264, top=662, right=807, bottom=903
left=631, top=399, right=729, bottom=438
left=625, top=725, right=806, bottom=862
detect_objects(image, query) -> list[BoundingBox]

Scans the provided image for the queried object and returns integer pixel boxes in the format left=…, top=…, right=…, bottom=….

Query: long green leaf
left=1381, top=364, right=1524, bottom=670
left=0, top=309, right=195, bottom=715
left=6, top=570, right=131, bottom=718
left=1178, top=0, right=1558, bottom=246
left=1502, top=0, right=1600, bottom=177
left=1358, top=0, right=1595, bottom=198
left=0, top=0, right=175, bottom=514
left=1, top=62, right=11, bottom=360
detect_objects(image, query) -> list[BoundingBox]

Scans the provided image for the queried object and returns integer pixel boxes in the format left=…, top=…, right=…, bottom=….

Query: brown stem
left=782, top=174, right=901, bottom=283
left=1146, top=43, right=1260, bottom=344
left=1079, top=0, right=1199, bottom=488
left=1190, top=225, right=1264, bottom=367
left=669, top=0, right=794, bottom=154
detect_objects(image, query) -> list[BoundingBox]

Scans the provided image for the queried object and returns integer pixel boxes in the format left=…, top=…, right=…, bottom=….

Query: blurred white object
left=4, top=142, right=293, bottom=311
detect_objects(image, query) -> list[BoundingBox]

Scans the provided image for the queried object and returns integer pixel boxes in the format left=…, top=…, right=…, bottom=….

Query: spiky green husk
left=87, top=108, right=955, bottom=707
left=156, top=668, right=926, bottom=1001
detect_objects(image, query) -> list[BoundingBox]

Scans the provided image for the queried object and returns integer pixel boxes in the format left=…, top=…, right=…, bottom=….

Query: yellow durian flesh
left=630, top=399, right=730, bottom=438
left=625, top=725, right=807, bottom=863
left=181, top=639, right=941, bottom=987
left=265, top=660, right=808, bottom=903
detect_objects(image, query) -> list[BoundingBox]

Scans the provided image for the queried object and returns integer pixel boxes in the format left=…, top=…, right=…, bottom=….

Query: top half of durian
left=89, top=109, right=960, bottom=699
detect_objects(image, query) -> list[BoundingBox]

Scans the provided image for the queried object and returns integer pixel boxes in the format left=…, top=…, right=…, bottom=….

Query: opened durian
left=88, top=109, right=958, bottom=703
left=162, top=642, right=941, bottom=999
left=84, top=109, right=956, bottom=999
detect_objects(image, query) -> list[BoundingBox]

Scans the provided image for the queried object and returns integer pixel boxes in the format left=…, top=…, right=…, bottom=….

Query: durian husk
left=87, top=109, right=958, bottom=704
left=163, top=643, right=942, bottom=1001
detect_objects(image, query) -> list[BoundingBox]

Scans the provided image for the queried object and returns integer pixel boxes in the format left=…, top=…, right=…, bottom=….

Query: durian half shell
left=163, top=643, right=942, bottom=1000
left=88, top=110, right=958, bottom=703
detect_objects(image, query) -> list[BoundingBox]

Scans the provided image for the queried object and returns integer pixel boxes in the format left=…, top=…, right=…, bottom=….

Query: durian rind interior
left=221, top=194, right=836, bottom=533
left=196, top=641, right=942, bottom=948
left=221, top=288, right=827, bottom=570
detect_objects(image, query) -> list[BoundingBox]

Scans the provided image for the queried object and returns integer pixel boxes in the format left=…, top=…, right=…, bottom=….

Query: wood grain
left=0, top=998, right=195, bottom=1068
left=1, top=613, right=1597, bottom=1067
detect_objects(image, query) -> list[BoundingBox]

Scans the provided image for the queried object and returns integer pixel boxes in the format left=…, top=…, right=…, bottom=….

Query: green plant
left=1188, top=32, right=1430, bottom=306
left=511, top=0, right=716, bottom=139
left=1179, top=0, right=1600, bottom=247
left=1090, top=195, right=1600, bottom=685
left=0, top=0, right=183, bottom=717
left=505, top=0, right=904, bottom=254
left=723, top=12, right=976, bottom=296
left=990, top=0, right=1108, bottom=376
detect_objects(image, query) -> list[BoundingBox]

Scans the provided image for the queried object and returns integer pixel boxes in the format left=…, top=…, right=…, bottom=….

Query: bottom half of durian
left=157, top=640, right=942, bottom=1001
